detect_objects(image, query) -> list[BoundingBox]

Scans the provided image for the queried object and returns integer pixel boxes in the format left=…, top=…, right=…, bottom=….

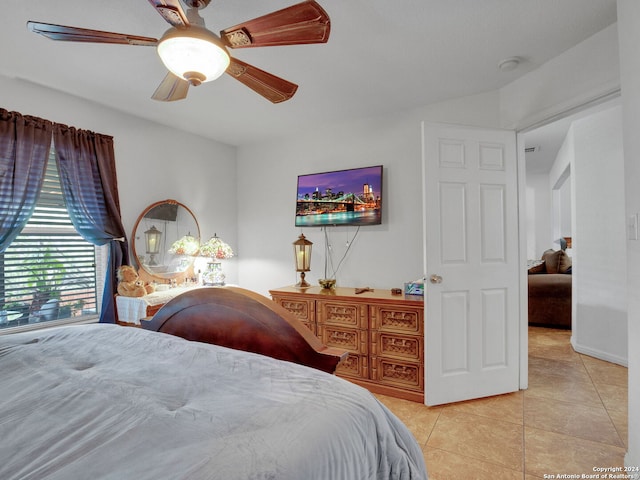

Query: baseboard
left=570, top=336, right=628, bottom=367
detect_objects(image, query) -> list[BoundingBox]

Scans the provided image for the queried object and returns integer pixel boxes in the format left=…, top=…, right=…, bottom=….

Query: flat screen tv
left=295, top=165, right=383, bottom=227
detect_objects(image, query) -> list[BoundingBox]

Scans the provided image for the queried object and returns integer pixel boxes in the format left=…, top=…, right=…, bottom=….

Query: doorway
left=521, top=97, right=628, bottom=367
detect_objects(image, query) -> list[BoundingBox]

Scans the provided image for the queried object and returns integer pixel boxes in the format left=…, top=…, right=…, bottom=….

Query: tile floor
left=377, top=326, right=629, bottom=479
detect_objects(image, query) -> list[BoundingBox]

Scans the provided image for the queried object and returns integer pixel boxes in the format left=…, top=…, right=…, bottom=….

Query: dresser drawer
left=335, top=353, right=368, bottom=380
left=370, top=305, right=423, bottom=334
left=372, top=332, right=422, bottom=361
left=372, top=358, right=423, bottom=391
left=274, top=297, right=315, bottom=322
left=318, top=324, right=367, bottom=354
left=272, top=296, right=316, bottom=334
left=317, top=300, right=367, bottom=328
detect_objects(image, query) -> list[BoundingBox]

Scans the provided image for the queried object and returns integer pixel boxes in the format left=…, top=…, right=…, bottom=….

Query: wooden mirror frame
left=131, top=199, right=200, bottom=285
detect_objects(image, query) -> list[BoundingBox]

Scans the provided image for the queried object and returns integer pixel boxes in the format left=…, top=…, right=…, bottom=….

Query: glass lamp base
left=203, top=261, right=225, bottom=286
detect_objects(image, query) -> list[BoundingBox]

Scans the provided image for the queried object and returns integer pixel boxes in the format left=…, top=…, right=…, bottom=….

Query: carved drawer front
left=372, top=358, right=423, bottom=391
left=275, top=297, right=314, bottom=322
left=318, top=325, right=367, bottom=355
left=273, top=297, right=316, bottom=334
left=317, top=301, right=367, bottom=328
left=370, top=305, right=423, bottom=334
left=335, top=353, right=368, bottom=380
left=372, top=332, right=422, bottom=361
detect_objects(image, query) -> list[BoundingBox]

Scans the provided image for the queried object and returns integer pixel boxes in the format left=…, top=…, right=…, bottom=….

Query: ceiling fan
left=27, top=0, right=330, bottom=103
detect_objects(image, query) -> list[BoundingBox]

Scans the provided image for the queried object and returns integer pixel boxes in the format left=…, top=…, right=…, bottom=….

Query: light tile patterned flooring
left=377, top=326, right=629, bottom=479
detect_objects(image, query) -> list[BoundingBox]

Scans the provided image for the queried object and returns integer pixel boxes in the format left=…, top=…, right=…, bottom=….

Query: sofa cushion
left=542, top=249, right=572, bottom=274
left=558, top=252, right=572, bottom=274
left=528, top=261, right=546, bottom=274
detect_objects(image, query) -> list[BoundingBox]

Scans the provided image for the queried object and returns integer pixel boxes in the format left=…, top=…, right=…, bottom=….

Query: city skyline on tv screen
left=295, top=165, right=382, bottom=227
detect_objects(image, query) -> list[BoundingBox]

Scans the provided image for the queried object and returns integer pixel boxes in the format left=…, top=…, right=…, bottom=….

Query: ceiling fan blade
left=226, top=57, right=298, bottom=103
left=147, top=0, right=189, bottom=28
left=151, top=72, right=190, bottom=101
left=27, top=21, right=158, bottom=46
left=221, top=0, right=330, bottom=49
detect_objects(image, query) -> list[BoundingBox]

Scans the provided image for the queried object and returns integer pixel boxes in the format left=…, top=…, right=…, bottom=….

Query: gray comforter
left=0, top=324, right=427, bottom=480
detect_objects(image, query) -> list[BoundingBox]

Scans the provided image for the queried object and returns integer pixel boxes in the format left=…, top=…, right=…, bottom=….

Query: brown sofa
left=528, top=249, right=572, bottom=329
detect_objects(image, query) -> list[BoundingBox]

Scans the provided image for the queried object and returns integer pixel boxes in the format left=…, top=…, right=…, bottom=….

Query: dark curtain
left=0, top=109, right=53, bottom=252
left=53, top=124, right=128, bottom=324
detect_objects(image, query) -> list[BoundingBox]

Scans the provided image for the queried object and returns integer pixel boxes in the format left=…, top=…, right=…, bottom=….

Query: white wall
left=0, top=74, right=239, bottom=286
left=525, top=167, right=572, bottom=261
left=551, top=132, right=573, bottom=249
left=235, top=92, right=501, bottom=296
left=526, top=173, right=552, bottom=259
left=616, top=0, right=640, bottom=469
left=554, top=174, right=572, bottom=241
left=569, top=107, right=627, bottom=366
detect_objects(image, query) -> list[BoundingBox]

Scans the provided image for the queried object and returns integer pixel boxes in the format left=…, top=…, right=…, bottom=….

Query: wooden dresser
left=270, top=286, right=424, bottom=403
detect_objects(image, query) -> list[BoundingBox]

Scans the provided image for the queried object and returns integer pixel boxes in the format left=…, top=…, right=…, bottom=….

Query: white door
left=422, top=122, right=520, bottom=406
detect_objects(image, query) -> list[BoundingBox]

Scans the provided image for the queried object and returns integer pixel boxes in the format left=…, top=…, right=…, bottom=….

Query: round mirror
left=132, top=199, right=200, bottom=280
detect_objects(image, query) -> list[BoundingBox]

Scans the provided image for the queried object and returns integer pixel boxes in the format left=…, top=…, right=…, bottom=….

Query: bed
left=0, top=287, right=428, bottom=480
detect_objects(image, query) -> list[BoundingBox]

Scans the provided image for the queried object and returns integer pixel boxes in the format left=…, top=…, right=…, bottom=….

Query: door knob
left=429, top=274, right=443, bottom=284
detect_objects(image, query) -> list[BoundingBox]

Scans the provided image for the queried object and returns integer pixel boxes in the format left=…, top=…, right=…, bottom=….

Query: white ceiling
left=524, top=119, right=574, bottom=175
left=523, top=96, right=621, bottom=175
left=1, top=0, right=617, bottom=147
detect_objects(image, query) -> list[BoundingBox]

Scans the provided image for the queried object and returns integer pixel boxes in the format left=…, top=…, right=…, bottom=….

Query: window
left=0, top=149, right=105, bottom=330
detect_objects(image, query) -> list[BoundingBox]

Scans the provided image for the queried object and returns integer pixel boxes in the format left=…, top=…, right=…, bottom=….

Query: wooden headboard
left=141, top=287, right=347, bottom=374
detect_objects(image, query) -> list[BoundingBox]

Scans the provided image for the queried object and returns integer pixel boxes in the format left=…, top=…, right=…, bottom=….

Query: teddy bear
left=117, top=265, right=154, bottom=297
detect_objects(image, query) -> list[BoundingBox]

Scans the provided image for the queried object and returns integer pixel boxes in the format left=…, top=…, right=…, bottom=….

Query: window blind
left=0, top=151, right=98, bottom=327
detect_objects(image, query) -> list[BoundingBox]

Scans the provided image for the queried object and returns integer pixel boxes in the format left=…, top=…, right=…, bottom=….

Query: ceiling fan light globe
left=158, top=27, right=230, bottom=83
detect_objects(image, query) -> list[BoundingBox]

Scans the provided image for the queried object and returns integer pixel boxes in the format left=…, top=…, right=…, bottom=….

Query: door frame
left=516, top=130, right=529, bottom=390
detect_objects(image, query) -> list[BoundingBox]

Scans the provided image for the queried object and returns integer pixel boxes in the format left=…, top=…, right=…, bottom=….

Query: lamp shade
left=199, top=235, right=234, bottom=260
left=293, top=233, right=312, bottom=272
left=157, top=26, right=230, bottom=86
left=169, top=234, right=200, bottom=256
left=144, top=225, right=162, bottom=255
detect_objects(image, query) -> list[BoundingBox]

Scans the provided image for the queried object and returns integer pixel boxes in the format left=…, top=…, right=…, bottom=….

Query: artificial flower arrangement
left=199, top=235, right=234, bottom=260
left=168, top=235, right=200, bottom=256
